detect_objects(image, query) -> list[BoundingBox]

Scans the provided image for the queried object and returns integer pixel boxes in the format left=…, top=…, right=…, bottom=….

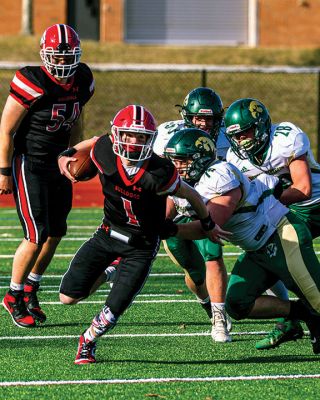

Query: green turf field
left=0, top=208, right=319, bottom=399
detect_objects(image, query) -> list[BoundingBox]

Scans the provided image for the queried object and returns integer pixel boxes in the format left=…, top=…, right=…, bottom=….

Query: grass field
left=0, top=207, right=320, bottom=399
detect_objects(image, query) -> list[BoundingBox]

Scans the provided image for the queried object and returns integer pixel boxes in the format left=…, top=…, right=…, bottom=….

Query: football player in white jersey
left=165, top=128, right=320, bottom=356
left=224, top=97, right=320, bottom=350
left=156, top=88, right=231, bottom=342
left=154, top=87, right=229, bottom=159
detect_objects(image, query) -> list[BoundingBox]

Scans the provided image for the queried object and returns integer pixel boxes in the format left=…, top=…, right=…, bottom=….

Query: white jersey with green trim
left=154, top=119, right=229, bottom=160
left=173, top=161, right=288, bottom=251
left=226, top=122, right=320, bottom=207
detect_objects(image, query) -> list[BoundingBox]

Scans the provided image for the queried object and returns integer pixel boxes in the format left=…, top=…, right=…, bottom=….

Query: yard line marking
left=1, top=373, right=319, bottom=387
left=2, top=290, right=183, bottom=297
left=0, top=298, right=299, bottom=305
left=0, top=238, right=91, bottom=241
left=28, top=300, right=201, bottom=305
left=0, top=225, right=97, bottom=230
left=0, top=273, right=186, bottom=278
left=0, top=330, right=309, bottom=341
left=0, top=252, right=247, bottom=258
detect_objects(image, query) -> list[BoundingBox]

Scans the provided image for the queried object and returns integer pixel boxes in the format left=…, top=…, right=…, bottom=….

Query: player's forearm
left=280, top=185, right=311, bottom=205
left=71, top=137, right=97, bottom=152
left=175, top=181, right=210, bottom=220
left=176, top=220, right=206, bottom=240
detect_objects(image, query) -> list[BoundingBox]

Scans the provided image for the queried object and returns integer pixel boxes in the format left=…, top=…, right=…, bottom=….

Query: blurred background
left=0, top=0, right=320, bottom=156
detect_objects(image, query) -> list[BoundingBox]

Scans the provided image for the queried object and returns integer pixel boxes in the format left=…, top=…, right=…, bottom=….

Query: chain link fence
left=0, top=64, right=319, bottom=158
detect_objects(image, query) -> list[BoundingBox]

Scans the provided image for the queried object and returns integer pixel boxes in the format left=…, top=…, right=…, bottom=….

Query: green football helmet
left=164, top=128, right=216, bottom=183
left=179, top=87, right=224, bottom=140
left=224, top=98, right=271, bottom=162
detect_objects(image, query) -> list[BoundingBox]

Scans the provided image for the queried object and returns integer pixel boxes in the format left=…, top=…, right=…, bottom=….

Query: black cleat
left=24, top=281, right=47, bottom=323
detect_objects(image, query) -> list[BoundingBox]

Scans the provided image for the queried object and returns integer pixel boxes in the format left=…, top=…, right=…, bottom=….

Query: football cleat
left=305, top=315, right=320, bottom=354
left=24, top=281, right=47, bottom=323
left=74, top=334, right=97, bottom=364
left=211, top=308, right=232, bottom=343
left=255, top=319, right=304, bottom=350
left=2, top=291, right=36, bottom=328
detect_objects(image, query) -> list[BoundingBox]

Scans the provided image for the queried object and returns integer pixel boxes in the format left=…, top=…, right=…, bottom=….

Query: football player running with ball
left=154, top=87, right=231, bottom=343
left=225, top=98, right=320, bottom=350
left=0, top=24, right=94, bottom=328
left=57, top=104, right=228, bottom=364
left=165, top=128, right=320, bottom=357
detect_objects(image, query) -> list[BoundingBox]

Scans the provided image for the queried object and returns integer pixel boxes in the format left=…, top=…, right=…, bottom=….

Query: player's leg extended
left=77, top=243, right=159, bottom=365
left=274, top=213, right=320, bottom=353
left=194, top=238, right=231, bottom=342
left=3, top=155, right=49, bottom=328
left=259, top=203, right=320, bottom=350
left=25, top=171, right=72, bottom=322
left=227, top=214, right=320, bottom=353
left=257, top=279, right=303, bottom=350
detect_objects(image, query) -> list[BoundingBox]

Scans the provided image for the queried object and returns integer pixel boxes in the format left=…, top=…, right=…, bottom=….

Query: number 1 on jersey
left=121, top=197, right=140, bottom=226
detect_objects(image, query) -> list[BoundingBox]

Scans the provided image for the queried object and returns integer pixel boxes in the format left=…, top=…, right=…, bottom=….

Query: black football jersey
left=92, top=135, right=181, bottom=238
left=11, top=63, right=94, bottom=163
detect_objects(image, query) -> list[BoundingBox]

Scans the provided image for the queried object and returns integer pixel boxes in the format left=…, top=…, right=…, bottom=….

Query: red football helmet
left=111, top=105, right=157, bottom=161
left=40, top=24, right=81, bottom=79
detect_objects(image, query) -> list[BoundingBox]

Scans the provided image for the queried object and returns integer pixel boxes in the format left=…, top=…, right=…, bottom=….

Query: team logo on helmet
left=195, top=136, right=215, bottom=153
left=249, top=101, right=263, bottom=119
left=183, top=94, right=189, bottom=107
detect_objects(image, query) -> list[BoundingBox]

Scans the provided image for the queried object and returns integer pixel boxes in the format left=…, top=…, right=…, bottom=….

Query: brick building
left=0, top=0, right=319, bottom=47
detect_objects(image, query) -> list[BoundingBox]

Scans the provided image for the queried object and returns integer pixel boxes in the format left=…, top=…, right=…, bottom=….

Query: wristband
left=273, top=181, right=284, bottom=200
left=0, top=167, right=12, bottom=176
left=57, top=147, right=77, bottom=159
left=200, top=214, right=216, bottom=231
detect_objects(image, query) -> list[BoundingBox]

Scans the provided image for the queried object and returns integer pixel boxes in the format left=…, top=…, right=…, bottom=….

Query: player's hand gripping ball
left=68, top=148, right=98, bottom=181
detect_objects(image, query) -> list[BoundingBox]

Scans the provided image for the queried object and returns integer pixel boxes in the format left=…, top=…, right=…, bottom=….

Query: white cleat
left=211, top=309, right=232, bottom=343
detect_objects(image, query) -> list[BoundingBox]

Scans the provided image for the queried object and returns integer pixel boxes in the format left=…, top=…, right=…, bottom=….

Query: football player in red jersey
left=0, top=24, right=95, bottom=328
left=58, top=104, right=229, bottom=364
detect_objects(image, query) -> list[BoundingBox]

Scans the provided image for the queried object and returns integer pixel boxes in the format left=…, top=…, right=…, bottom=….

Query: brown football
left=68, top=148, right=98, bottom=181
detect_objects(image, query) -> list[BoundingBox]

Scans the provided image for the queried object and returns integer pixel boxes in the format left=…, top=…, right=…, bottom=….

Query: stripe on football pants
left=13, top=155, right=38, bottom=244
left=279, top=216, right=320, bottom=313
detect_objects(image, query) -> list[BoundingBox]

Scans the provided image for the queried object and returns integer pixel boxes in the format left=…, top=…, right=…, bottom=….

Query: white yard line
left=0, top=273, right=185, bottom=278
left=0, top=330, right=309, bottom=341
left=0, top=225, right=97, bottom=230
left=0, top=373, right=318, bottom=387
left=0, top=252, right=245, bottom=258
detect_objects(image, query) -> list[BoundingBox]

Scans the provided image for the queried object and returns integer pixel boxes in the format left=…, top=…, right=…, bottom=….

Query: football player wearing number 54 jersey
left=57, top=104, right=229, bottom=364
left=0, top=24, right=94, bottom=328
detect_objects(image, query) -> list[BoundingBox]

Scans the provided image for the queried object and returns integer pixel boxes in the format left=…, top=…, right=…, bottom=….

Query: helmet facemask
left=178, top=87, right=224, bottom=141
left=111, top=126, right=156, bottom=162
left=225, top=98, right=271, bottom=165
left=182, top=112, right=223, bottom=140
left=227, top=118, right=270, bottom=164
left=40, top=46, right=81, bottom=79
left=164, top=128, right=216, bottom=184
left=111, top=105, right=157, bottom=162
